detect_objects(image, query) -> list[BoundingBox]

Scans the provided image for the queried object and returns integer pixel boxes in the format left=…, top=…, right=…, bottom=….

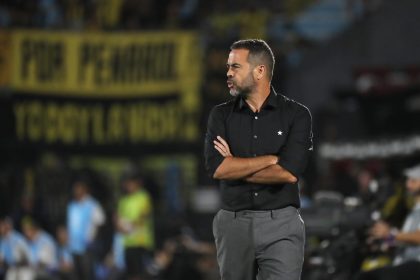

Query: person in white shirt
left=0, top=217, right=34, bottom=280
left=358, top=164, right=420, bottom=280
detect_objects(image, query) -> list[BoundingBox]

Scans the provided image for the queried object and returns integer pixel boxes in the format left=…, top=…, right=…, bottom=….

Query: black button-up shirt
left=204, top=88, right=313, bottom=211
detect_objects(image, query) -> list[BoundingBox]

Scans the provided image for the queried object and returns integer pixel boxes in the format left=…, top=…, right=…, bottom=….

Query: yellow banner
left=11, top=30, right=201, bottom=106
left=13, top=99, right=199, bottom=145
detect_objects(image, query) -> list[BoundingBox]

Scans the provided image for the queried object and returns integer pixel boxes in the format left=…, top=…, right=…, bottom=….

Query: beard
left=229, top=72, right=256, bottom=97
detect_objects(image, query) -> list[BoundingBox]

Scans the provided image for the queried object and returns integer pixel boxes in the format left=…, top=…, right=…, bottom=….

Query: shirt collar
left=235, top=87, right=278, bottom=111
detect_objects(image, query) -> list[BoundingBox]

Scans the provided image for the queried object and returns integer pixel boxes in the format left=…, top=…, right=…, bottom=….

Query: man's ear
left=254, top=65, right=265, bottom=80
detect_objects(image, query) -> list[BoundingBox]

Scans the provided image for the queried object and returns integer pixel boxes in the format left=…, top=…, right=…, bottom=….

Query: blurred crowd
left=300, top=158, right=420, bottom=280
left=0, top=0, right=381, bottom=39
left=2, top=156, right=420, bottom=280
left=0, top=0, right=197, bottom=30
left=0, top=167, right=218, bottom=280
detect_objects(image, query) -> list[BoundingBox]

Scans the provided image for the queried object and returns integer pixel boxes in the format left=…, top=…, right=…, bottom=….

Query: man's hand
left=212, top=136, right=276, bottom=180
left=214, top=136, right=232, bottom=157
left=369, top=221, right=392, bottom=240
left=212, top=136, right=295, bottom=184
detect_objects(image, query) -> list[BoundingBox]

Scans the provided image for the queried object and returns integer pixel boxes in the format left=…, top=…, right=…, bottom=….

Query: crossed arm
left=212, top=136, right=297, bottom=184
left=369, top=221, right=420, bottom=245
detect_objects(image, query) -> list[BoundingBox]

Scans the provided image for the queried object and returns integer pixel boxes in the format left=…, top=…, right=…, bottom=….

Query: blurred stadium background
left=0, top=0, right=420, bottom=279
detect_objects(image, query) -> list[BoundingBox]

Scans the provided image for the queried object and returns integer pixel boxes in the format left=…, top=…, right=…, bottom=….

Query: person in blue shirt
left=111, top=233, right=125, bottom=272
left=22, top=218, right=58, bottom=279
left=67, top=179, right=105, bottom=280
left=55, top=224, right=74, bottom=280
left=0, top=217, right=34, bottom=280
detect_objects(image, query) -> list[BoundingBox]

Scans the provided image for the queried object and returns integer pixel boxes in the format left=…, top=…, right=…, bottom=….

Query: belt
left=220, top=206, right=298, bottom=218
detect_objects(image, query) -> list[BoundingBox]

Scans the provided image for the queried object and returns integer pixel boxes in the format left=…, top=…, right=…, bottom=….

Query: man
left=204, top=39, right=313, bottom=280
left=116, top=172, right=154, bottom=280
left=0, top=217, right=33, bottom=280
left=67, top=179, right=105, bottom=280
left=358, top=164, right=420, bottom=280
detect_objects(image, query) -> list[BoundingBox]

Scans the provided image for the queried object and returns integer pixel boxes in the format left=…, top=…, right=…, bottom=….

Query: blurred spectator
left=157, top=228, right=218, bottom=280
left=67, top=179, right=105, bottom=280
left=36, top=0, right=63, bottom=28
left=164, top=0, right=183, bottom=29
left=0, top=217, right=33, bottom=280
left=95, top=0, right=124, bottom=29
left=357, top=164, right=420, bottom=280
left=179, top=233, right=218, bottom=280
left=111, top=233, right=125, bottom=274
left=0, top=4, right=11, bottom=27
left=120, top=0, right=157, bottom=30
left=22, top=218, right=57, bottom=279
left=55, top=225, right=74, bottom=280
left=63, top=0, right=85, bottom=29
left=116, top=172, right=154, bottom=280
left=354, top=167, right=379, bottom=205
left=100, top=233, right=125, bottom=280
left=178, top=0, right=199, bottom=28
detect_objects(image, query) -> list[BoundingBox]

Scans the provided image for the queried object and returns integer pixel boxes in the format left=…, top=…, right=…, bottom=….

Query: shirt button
left=254, top=116, right=258, bottom=120
left=254, top=192, right=258, bottom=196
left=253, top=135, right=258, bottom=139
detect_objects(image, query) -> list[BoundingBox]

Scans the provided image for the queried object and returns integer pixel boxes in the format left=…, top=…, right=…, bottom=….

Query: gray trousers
left=213, top=206, right=305, bottom=280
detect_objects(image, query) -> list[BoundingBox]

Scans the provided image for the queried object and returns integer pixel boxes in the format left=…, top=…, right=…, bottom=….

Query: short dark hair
left=230, top=39, right=275, bottom=80
left=21, top=216, right=40, bottom=229
left=72, top=173, right=92, bottom=189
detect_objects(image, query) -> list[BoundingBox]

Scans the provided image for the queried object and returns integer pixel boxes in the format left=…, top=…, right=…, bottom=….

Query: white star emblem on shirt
left=277, top=130, right=283, bottom=136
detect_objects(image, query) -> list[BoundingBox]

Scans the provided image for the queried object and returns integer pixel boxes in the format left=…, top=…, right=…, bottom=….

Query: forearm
left=245, top=164, right=297, bottom=184
left=213, top=155, right=277, bottom=180
left=395, top=230, right=420, bottom=245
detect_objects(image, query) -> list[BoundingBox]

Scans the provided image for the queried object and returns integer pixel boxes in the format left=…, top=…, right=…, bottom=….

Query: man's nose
left=227, top=68, right=233, bottom=77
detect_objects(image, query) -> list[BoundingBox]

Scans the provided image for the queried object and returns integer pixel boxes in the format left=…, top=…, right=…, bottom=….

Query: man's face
left=0, top=220, right=11, bottom=236
left=226, top=49, right=256, bottom=97
left=56, top=226, right=68, bottom=245
left=406, top=178, right=420, bottom=195
left=73, top=182, right=87, bottom=200
left=0, top=221, right=5, bottom=236
left=22, top=224, right=36, bottom=241
left=123, top=179, right=140, bottom=194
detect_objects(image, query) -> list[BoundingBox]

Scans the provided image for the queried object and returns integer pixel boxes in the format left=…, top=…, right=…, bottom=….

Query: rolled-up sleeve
left=204, top=106, right=226, bottom=178
left=278, top=105, right=313, bottom=178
